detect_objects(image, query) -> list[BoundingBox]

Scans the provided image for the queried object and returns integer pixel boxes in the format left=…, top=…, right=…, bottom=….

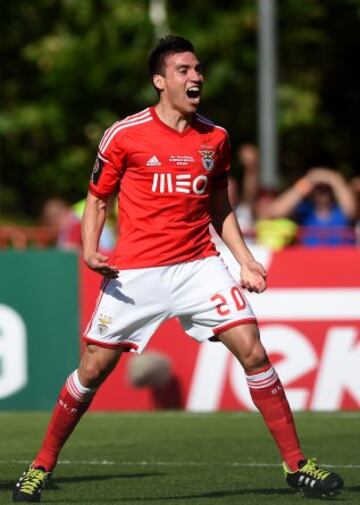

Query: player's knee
left=78, top=362, right=103, bottom=387
left=78, top=345, right=121, bottom=387
left=242, top=343, right=268, bottom=372
left=79, top=358, right=114, bottom=388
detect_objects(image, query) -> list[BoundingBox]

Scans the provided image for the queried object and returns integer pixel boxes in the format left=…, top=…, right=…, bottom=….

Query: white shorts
left=84, top=255, right=257, bottom=353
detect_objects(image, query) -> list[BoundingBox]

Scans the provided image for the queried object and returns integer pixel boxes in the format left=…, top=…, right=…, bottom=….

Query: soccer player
left=13, top=35, right=343, bottom=502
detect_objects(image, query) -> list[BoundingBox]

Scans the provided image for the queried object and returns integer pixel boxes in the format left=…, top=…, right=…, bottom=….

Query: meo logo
left=152, top=173, right=208, bottom=195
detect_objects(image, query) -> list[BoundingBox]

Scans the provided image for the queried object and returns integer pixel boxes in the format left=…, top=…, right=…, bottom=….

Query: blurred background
left=1, top=0, right=360, bottom=413
left=2, top=0, right=360, bottom=221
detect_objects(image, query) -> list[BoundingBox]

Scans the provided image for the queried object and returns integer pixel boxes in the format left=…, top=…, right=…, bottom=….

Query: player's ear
left=153, top=74, right=165, bottom=92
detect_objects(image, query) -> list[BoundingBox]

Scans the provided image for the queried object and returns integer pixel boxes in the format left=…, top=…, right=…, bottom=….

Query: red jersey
left=89, top=106, right=230, bottom=269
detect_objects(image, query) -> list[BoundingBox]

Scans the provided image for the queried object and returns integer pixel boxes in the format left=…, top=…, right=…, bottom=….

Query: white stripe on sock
left=245, top=366, right=279, bottom=389
left=66, top=370, right=96, bottom=402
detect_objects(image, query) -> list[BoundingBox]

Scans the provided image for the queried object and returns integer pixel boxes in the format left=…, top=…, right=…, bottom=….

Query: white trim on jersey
left=97, top=152, right=109, bottom=163
left=124, top=107, right=150, bottom=121
left=99, top=108, right=150, bottom=152
left=100, top=116, right=153, bottom=155
left=196, top=113, right=227, bottom=134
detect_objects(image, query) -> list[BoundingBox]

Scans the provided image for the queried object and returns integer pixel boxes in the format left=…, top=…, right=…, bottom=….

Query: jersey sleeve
left=211, top=131, right=231, bottom=190
left=89, top=127, right=127, bottom=199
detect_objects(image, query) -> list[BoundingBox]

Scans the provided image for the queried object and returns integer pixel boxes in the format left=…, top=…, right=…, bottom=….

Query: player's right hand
left=240, top=259, right=267, bottom=293
left=84, top=252, right=119, bottom=278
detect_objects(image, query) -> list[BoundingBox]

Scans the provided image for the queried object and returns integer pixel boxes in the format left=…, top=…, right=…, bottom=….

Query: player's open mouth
left=186, top=86, right=201, bottom=102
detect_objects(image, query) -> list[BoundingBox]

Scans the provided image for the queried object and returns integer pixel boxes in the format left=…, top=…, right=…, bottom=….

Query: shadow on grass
left=49, top=472, right=164, bottom=489
left=3, top=478, right=358, bottom=502
left=47, top=484, right=360, bottom=502
left=0, top=472, right=163, bottom=492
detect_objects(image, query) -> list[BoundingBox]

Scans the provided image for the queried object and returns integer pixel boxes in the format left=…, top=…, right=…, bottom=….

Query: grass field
left=0, top=412, right=359, bottom=504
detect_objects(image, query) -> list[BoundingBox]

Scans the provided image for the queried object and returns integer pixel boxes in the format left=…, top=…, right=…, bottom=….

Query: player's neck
left=154, top=103, right=193, bottom=133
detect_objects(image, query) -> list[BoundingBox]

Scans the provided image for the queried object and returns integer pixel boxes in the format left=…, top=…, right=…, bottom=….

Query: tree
left=0, top=0, right=154, bottom=217
left=1, top=0, right=360, bottom=220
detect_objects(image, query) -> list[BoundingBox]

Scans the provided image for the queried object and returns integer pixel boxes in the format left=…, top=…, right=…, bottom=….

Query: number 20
left=211, top=287, right=246, bottom=316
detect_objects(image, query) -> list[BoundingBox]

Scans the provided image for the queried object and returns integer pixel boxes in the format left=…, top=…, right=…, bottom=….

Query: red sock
left=34, top=370, right=96, bottom=472
left=246, top=364, right=304, bottom=471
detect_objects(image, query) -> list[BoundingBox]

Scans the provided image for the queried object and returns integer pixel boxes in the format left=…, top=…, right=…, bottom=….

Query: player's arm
left=264, top=178, right=312, bottom=218
left=209, top=186, right=267, bottom=293
left=82, top=192, right=118, bottom=278
left=82, top=127, right=125, bottom=277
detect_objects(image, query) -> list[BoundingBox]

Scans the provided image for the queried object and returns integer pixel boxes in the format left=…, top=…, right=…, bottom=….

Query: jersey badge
left=199, top=150, right=215, bottom=171
left=91, top=156, right=104, bottom=185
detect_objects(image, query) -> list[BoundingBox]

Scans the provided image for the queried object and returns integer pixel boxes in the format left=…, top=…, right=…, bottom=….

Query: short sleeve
left=211, top=132, right=231, bottom=190
left=89, top=125, right=127, bottom=199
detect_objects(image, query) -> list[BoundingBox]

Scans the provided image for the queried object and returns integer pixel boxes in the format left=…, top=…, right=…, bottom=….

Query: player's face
left=155, top=51, right=204, bottom=114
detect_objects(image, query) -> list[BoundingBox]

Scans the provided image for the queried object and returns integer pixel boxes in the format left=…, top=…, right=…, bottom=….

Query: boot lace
left=19, top=467, right=47, bottom=495
left=300, top=459, right=330, bottom=481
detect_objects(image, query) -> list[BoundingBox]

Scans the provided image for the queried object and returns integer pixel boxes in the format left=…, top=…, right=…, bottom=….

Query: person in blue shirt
left=265, top=167, right=357, bottom=246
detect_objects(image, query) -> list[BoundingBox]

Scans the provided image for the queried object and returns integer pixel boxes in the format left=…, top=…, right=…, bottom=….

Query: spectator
left=41, top=198, right=82, bottom=250
left=229, top=144, right=298, bottom=250
left=349, top=175, right=360, bottom=245
left=266, top=167, right=357, bottom=246
left=254, top=189, right=298, bottom=251
left=227, top=144, right=259, bottom=242
left=72, top=197, right=116, bottom=251
left=228, top=172, right=254, bottom=241
left=41, top=197, right=116, bottom=251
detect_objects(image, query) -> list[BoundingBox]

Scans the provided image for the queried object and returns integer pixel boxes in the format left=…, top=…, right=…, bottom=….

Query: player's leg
left=13, top=344, right=123, bottom=503
left=34, top=344, right=123, bottom=470
left=218, top=323, right=304, bottom=469
left=176, top=256, right=343, bottom=496
left=217, top=324, right=344, bottom=496
left=14, top=268, right=171, bottom=502
left=46, top=267, right=169, bottom=470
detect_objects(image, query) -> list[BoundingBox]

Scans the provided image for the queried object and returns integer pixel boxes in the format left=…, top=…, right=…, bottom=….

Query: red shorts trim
left=82, top=336, right=138, bottom=351
left=212, top=317, right=258, bottom=335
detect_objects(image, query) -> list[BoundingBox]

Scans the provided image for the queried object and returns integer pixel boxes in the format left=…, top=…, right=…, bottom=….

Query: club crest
left=97, top=313, right=112, bottom=335
left=199, top=150, right=215, bottom=171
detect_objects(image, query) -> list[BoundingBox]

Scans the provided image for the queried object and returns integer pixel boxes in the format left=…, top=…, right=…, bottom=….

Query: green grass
left=0, top=412, right=359, bottom=504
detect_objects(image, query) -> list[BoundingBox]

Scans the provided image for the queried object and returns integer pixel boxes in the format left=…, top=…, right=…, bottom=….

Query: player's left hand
left=240, top=259, right=267, bottom=293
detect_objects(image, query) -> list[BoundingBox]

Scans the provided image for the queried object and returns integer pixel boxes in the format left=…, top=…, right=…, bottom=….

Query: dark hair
left=148, top=34, right=195, bottom=78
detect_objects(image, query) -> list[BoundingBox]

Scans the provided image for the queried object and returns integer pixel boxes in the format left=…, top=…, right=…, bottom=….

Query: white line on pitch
left=1, top=460, right=359, bottom=469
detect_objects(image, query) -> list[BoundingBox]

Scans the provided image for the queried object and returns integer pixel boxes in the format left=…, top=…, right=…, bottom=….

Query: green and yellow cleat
left=284, top=458, right=344, bottom=498
left=13, top=464, right=51, bottom=503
